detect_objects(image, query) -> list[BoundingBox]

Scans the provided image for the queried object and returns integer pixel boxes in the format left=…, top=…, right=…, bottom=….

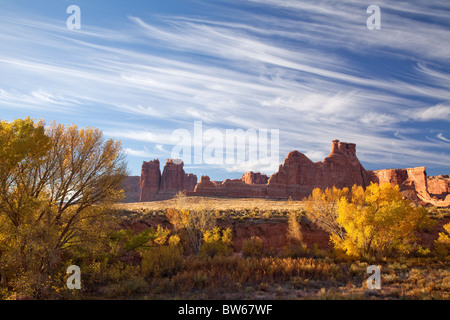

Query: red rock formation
left=369, top=168, right=450, bottom=207
left=133, top=140, right=449, bottom=207
left=159, top=159, right=188, bottom=197
left=184, top=173, right=198, bottom=192
left=218, top=179, right=267, bottom=198
left=266, top=139, right=371, bottom=199
left=139, top=159, right=197, bottom=201
left=427, top=175, right=450, bottom=200
left=242, top=171, right=269, bottom=184
left=194, top=176, right=267, bottom=198
left=193, top=176, right=218, bottom=196
left=369, top=167, right=429, bottom=199
left=193, top=140, right=371, bottom=200
left=122, top=176, right=141, bottom=203
left=140, top=159, right=161, bottom=202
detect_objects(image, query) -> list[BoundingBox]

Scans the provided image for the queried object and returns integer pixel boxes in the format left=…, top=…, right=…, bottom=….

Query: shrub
left=242, top=237, right=264, bottom=258
left=141, top=245, right=183, bottom=277
left=285, top=210, right=308, bottom=257
left=199, top=227, right=233, bottom=259
left=167, top=195, right=217, bottom=254
left=434, top=223, right=450, bottom=258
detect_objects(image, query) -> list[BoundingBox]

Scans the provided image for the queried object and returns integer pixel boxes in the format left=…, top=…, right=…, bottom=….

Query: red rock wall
left=369, top=167, right=428, bottom=197
left=369, top=168, right=450, bottom=207
left=140, top=160, right=161, bottom=202
left=139, top=159, right=197, bottom=202
left=134, top=140, right=449, bottom=207
left=194, top=140, right=371, bottom=200
left=122, top=176, right=141, bottom=203
left=427, top=175, right=450, bottom=199
left=242, top=172, right=269, bottom=184
left=266, top=140, right=371, bottom=199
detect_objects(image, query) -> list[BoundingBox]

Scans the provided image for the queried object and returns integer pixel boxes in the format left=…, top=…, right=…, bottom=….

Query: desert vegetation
left=0, top=118, right=449, bottom=300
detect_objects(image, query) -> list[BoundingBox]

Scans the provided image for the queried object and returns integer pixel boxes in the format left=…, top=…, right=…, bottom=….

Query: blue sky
left=0, top=0, right=449, bottom=180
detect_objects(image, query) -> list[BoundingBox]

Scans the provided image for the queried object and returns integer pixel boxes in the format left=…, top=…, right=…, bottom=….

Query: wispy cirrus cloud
left=0, top=0, right=449, bottom=178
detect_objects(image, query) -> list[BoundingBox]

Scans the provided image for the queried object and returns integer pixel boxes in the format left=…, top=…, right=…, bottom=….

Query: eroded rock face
left=160, top=159, right=186, bottom=195
left=193, top=140, right=371, bottom=200
left=369, top=168, right=450, bottom=207
left=122, top=176, right=141, bottom=203
left=242, top=172, right=269, bottom=185
left=266, top=140, right=371, bottom=199
left=369, top=167, right=428, bottom=198
left=139, top=159, right=197, bottom=201
left=193, top=176, right=218, bottom=196
left=133, top=140, right=449, bottom=207
left=428, top=175, right=450, bottom=200
left=184, top=173, right=198, bottom=192
left=140, top=160, right=161, bottom=202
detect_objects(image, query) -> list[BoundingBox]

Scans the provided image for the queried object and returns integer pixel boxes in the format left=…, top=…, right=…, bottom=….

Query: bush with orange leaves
left=166, top=193, right=217, bottom=255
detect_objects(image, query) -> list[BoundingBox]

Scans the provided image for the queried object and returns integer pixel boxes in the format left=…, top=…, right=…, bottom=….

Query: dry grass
left=87, top=201, right=450, bottom=300
left=116, top=196, right=304, bottom=212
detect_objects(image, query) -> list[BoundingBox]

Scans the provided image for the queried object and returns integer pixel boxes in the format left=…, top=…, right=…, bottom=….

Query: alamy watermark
left=64, top=4, right=381, bottom=32
left=66, top=265, right=81, bottom=290
left=366, top=265, right=381, bottom=290
left=67, top=5, right=81, bottom=30
left=170, top=121, right=279, bottom=169
left=367, top=5, right=381, bottom=30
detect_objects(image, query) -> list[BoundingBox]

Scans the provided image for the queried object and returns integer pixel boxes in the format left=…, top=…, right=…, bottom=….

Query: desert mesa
left=122, top=139, right=450, bottom=208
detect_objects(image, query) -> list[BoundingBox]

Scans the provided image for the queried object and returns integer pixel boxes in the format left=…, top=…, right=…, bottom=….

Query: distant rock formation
left=369, top=168, right=450, bottom=207
left=122, top=176, right=141, bottom=203
left=140, top=159, right=162, bottom=202
left=427, top=175, right=450, bottom=200
left=126, top=139, right=448, bottom=207
left=184, top=173, right=198, bottom=192
left=193, top=176, right=267, bottom=198
left=266, top=140, right=371, bottom=199
left=139, top=159, right=197, bottom=201
left=242, top=172, right=268, bottom=184
left=193, top=139, right=371, bottom=200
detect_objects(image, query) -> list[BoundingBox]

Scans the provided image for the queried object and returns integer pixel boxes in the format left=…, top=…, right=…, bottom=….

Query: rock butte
left=123, top=139, right=449, bottom=207
left=138, top=159, right=198, bottom=201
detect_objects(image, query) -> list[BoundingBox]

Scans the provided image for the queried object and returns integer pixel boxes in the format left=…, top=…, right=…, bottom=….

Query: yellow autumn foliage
left=331, top=183, right=433, bottom=258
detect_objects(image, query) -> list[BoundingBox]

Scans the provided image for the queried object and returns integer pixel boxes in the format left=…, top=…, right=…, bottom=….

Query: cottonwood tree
left=331, top=183, right=433, bottom=258
left=166, top=193, right=217, bottom=255
left=304, top=186, right=350, bottom=240
left=0, top=118, right=127, bottom=296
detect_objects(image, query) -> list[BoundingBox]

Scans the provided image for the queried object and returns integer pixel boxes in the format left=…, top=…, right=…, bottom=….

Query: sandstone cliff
left=242, top=172, right=269, bottom=184
left=139, top=159, right=197, bottom=202
left=122, top=176, right=141, bottom=203
left=140, top=160, right=161, bottom=202
left=194, top=139, right=371, bottom=200
left=369, top=168, right=450, bottom=207
left=132, top=140, right=449, bottom=207
left=266, top=140, right=371, bottom=199
left=427, top=175, right=450, bottom=200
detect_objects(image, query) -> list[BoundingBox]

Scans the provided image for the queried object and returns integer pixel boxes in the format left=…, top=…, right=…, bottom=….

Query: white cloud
left=437, top=133, right=450, bottom=143
left=1, top=2, right=449, bottom=177
left=415, top=103, right=450, bottom=121
left=124, top=148, right=155, bottom=158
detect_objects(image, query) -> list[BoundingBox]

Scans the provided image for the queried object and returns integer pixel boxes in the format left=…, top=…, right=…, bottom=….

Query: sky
left=0, top=0, right=449, bottom=180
